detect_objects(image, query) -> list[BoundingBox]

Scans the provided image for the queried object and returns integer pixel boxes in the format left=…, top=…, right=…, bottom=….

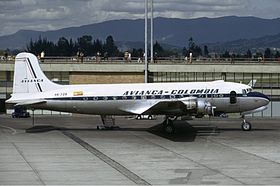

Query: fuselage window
left=177, top=95, right=184, bottom=98
left=230, top=91, right=237, bottom=104
left=141, top=95, right=148, bottom=100
left=151, top=95, right=156, bottom=99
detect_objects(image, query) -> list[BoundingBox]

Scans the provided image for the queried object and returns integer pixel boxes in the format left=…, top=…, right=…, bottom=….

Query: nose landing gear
left=241, top=115, right=252, bottom=131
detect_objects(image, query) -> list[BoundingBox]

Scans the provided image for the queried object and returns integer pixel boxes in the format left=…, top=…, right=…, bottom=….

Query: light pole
left=144, top=0, right=148, bottom=83
left=150, top=0, right=154, bottom=63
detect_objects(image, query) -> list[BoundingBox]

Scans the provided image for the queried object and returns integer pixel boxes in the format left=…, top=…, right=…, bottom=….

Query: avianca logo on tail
left=21, top=79, right=44, bottom=83
left=23, top=58, right=43, bottom=92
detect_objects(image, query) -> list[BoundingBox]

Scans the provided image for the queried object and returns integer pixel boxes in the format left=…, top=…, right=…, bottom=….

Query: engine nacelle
left=196, top=99, right=214, bottom=116
left=183, top=99, right=197, bottom=110
left=183, top=98, right=215, bottom=117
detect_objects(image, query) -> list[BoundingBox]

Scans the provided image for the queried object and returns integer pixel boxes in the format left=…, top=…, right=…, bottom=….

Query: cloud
left=0, top=0, right=279, bottom=36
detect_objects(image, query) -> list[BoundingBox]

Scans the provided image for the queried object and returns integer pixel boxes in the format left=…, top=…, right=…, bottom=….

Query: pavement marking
left=0, top=125, right=17, bottom=134
left=207, top=137, right=280, bottom=166
left=62, top=131, right=150, bottom=185
left=130, top=130, right=246, bottom=185
left=12, top=143, right=45, bottom=185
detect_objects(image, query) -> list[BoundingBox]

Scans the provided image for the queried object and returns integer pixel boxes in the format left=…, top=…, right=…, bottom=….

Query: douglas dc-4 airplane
left=6, top=52, right=270, bottom=133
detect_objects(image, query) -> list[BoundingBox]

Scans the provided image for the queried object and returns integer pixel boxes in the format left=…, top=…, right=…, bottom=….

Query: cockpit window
left=242, top=88, right=252, bottom=96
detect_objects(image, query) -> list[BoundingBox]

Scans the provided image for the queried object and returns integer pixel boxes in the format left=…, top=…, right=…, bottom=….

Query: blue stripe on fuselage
left=45, top=92, right=269, bottom=101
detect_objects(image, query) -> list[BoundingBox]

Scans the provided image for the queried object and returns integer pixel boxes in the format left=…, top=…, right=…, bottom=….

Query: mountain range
left=205, top=33, right=280, bottom=53
left=1, top=16, right=280, bottom=52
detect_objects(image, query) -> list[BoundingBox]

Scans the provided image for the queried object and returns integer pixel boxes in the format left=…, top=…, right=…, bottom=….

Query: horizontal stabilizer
left=15, top=100, right=46, bottom=106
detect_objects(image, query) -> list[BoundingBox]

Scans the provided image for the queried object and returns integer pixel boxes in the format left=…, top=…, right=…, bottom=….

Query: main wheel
left=136, top=115, right=141, bottom=120
left=241, top=121, right=252, bottom=131
left=163, top=119, right=175, bottom=134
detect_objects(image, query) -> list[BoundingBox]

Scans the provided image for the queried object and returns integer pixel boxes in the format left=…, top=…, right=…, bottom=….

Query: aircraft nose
left=259, top=93, right=270, bottom=105
left=248, top=92, right=270, bottom=106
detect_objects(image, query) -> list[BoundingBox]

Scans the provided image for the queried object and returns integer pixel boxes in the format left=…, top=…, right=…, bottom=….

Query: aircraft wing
left=119, top=97, right=196, bottom=115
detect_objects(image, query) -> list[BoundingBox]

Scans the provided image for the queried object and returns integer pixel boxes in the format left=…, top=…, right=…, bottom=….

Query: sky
left=1, top=0, right=280, bottom=36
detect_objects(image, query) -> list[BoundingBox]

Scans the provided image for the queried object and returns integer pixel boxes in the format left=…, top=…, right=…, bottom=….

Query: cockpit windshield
left=242, top=88, right=253, bottom=95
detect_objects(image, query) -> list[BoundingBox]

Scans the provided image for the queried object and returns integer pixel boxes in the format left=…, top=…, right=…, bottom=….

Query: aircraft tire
left=241, top=121, right=252, bottom=131
left=136, top=115, right=141, bottom=120
left=163, top=120, right=175, bottom=134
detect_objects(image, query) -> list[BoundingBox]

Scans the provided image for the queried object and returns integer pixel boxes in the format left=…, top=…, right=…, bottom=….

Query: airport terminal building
left=1, top=57, right=280, bottom=116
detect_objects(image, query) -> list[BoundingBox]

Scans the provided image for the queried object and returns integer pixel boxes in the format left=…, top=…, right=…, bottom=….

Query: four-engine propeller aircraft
left=6, top=52, right=270, bottom=133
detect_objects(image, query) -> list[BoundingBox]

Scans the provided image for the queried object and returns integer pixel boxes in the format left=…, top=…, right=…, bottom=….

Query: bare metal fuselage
left=34, top=96, right=268, bottom=116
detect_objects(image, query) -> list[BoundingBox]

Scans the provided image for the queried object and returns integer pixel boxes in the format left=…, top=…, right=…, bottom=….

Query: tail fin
left=12, top=52, right=62, bottom=94
left=248, top=80, right=257, bottom=88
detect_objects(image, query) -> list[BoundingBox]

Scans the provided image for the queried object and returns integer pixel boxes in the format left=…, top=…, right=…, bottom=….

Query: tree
left=68, top=38, right=77, bottom=56
left=131, top=48, right=143, bottom=58
left=77, top=35, right=93, bottom=56
left=92, top=39, right=103, bottom=55
left=153, top=41, right=164, bottom=55
left=26, top=36, right=55, bottom=56
left=56, top=37, right=70, bottom=56
left=264, top=48, right=272, bottom=59
left=187, top=37, right=202, bottom=57
left=255, top=51, right=263, bottom=58
left=245, top=49, right=252, bottom=58
left=188, top=37, right=195, bottom=52
left=222, top=50, right=230, bottom=58
left=275, top=51, right=280, bottom=58
left=203, top=45, right=209, bottom=57
left=103, top=35, right=119, bottom=57
left=182, top=47, right=187, bottom=56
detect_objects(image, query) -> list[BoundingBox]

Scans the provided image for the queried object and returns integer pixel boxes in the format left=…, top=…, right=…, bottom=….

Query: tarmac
left=0, top=114, right=280, bottom=185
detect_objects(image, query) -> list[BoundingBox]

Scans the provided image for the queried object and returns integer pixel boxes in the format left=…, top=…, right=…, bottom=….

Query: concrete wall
left=2, top=62, right=280, bottom=74
left=148, top=64, right=280, bottom=73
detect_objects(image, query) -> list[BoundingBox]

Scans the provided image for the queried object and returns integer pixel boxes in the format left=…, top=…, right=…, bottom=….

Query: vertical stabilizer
left=12, top=52, right=61, bottom=94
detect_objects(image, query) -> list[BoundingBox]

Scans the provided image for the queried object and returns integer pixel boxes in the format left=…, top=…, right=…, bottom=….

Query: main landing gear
left=97, top=115, right=119, bottom=130
left=162, top=116, right=177, bottom=134
left=241, top=115, right=252, bottom=131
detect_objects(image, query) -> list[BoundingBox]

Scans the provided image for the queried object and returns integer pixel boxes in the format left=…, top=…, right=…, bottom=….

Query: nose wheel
left=241, top=115, right=252, bottom=131
left=241, top=121, right=252, bottom=131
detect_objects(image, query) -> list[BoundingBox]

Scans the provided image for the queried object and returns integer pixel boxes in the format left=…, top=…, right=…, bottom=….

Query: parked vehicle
left=12, top=106, right=30, bottom=118
left=136, top=115, right=154, bottom=120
